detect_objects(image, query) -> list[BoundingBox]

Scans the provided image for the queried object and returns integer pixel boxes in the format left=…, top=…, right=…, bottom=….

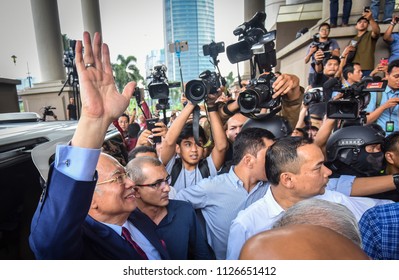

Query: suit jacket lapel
left=129, top=210, right=171, bottom=260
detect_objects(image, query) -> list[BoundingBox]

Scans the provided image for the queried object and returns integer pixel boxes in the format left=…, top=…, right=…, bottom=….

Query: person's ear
left=175, top=143, right=181, bottom=154
left=385, top=151, right=395, bottom=165
left=133, top=187, right=142, bottom=198
left=243, top=154, right=255, bottom=168
left=280, top=172, right=295, bottom=189
left=90, top=196, right=99, bottom=209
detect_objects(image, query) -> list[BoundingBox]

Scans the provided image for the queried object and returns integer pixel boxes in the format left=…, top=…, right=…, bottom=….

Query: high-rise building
left=163, top=0, right=216, bottom=83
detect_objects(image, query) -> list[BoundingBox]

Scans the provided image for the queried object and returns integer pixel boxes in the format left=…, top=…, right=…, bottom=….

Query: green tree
left=224, top=71, right=235, bottom=88
left=112, top=55, right=144, bottom=92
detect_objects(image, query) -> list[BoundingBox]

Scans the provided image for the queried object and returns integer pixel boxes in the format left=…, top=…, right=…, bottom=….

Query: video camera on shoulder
left=226, top=11, right=277, bottom=72
left=327, top=77, right=387, bottom=121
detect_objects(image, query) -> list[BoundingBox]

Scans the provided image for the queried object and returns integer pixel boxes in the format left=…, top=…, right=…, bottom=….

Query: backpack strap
left=170, top=157, right=211, bottom=187
left=170, top=157, right=182, bottom=187
left=197, top=159, right=210, bottom=179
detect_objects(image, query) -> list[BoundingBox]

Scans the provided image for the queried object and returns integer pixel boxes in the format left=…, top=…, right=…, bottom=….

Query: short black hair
left=266, top=137, right=311, bottom=185
left=343, top=63, right=361, bottom=80
left=388, top=59, right=399, bottom=74
left=382, top=131, right=399, bottom=153
left=357, top=16, right=369, bottom=24
left=177, top=122, right=206, bottom=145
left=119, top=113, right=130, bottom=123
left=319, top=22, right=331, bottom=30
left=232, top=127, right=275, bottom=165
left=323, top=55, right=340, bottom=66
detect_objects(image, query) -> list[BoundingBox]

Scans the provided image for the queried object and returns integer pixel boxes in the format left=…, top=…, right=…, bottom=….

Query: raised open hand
left=72, top=32, right=136, bottom=148
left=75, top=32, right=136, bottom=124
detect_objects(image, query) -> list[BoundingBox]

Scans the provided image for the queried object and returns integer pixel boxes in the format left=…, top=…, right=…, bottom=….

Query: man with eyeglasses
left=29, top=32, right=170, bottom=260
left=126, top=156, right=214, bottom=259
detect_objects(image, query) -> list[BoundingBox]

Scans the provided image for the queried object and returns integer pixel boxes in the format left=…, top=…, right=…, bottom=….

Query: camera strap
left=192, top=105, right=204, bottom=147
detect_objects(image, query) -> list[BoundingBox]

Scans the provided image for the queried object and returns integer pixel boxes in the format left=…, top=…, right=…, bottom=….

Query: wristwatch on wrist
left=393, top=174, right=399, bottom=191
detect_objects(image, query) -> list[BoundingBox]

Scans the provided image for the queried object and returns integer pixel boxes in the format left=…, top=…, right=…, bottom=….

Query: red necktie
left=121, top=226, right=148, bottom=260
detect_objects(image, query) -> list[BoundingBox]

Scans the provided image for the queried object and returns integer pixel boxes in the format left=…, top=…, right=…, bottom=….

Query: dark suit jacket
left=29, top=166, right=170, bottom=260
left=131, top=200, right=215, bottom=260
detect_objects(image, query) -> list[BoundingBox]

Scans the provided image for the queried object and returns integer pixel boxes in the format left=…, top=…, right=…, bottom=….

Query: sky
left=0, top=0, right=244, bottom=85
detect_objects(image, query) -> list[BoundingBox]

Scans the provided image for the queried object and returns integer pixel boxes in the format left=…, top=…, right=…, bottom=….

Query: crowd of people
left=28, top=4, right=399, bottom=260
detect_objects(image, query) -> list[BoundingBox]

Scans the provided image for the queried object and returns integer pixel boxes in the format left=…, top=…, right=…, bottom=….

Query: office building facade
left=163, top=0, right=216, bottom=83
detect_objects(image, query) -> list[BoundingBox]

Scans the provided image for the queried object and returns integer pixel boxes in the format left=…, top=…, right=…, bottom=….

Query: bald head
left=239, top=224, right=369, bottom=260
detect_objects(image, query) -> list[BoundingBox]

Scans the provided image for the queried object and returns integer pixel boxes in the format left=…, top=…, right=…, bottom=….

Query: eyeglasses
left=135, top=175, right=171, bottom=189
left=96, top=172, right=131, bottom=186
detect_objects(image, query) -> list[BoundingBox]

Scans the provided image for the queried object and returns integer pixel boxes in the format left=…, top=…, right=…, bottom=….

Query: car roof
left=0, top=113, right=121, bottom=180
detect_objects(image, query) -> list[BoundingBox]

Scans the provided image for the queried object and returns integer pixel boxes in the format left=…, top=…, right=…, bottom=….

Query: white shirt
left=226, top=188, right=393, bottom=260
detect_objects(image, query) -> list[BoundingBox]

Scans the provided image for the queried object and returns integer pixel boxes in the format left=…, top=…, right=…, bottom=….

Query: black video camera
left=147, top=65, right=180, bottom=110
left=185, top=70, right=222, bottom=105
left=327, top=77, right=387, bottom=120
left=226, top=11, right=277, bottom=72
left=237, top=72, right=280, bottom=114
left=147, top=65, right=170, bottom=100
left=303, top=87, right=324, bottom=106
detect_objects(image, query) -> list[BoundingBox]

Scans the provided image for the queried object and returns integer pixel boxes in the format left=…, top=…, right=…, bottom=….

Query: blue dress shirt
left=366, top=86, right=399, bottom=135
left=175, top=166, right=356, bottom=259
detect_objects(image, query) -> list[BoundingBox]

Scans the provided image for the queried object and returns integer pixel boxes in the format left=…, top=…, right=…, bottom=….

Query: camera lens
left=338, top=103, right=354, bottom=114
left=185, top=79, right=208, bottom=104
left=238, top=89, right=259, bottom=113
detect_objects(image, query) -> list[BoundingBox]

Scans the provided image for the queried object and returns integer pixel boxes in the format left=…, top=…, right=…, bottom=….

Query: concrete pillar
left=30, top=0, right=65, bottom=82
left=244, top=0, right=265, bottom=21
left=265, top=0, right=285, bottom=30
left=81, top=0, right=102, bottom=38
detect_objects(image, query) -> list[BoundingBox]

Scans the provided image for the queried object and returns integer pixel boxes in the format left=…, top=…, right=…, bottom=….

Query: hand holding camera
left=362, top=6, right=372, bottom=20
left=314, top=49, right=325, bottom=63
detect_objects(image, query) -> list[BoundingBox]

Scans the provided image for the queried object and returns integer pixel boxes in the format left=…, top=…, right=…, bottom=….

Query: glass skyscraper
left=163, top=0, right=216, bottom=83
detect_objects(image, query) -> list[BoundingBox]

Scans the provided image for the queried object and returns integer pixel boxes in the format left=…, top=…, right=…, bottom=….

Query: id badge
left=386, top=121, right=394, bottom=132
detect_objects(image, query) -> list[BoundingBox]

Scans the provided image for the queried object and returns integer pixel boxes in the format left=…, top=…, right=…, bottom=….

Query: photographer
left=309, top=53, right=341, bottom=120
left=365, top=59, right=399, bottom=135
left=217, top=73, right=303, bottom=131
left=159, top=90, right=228, bottom=193
left=304, top=23, right=340, bottom=86
left=348, top=10, right=380, bottom=76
